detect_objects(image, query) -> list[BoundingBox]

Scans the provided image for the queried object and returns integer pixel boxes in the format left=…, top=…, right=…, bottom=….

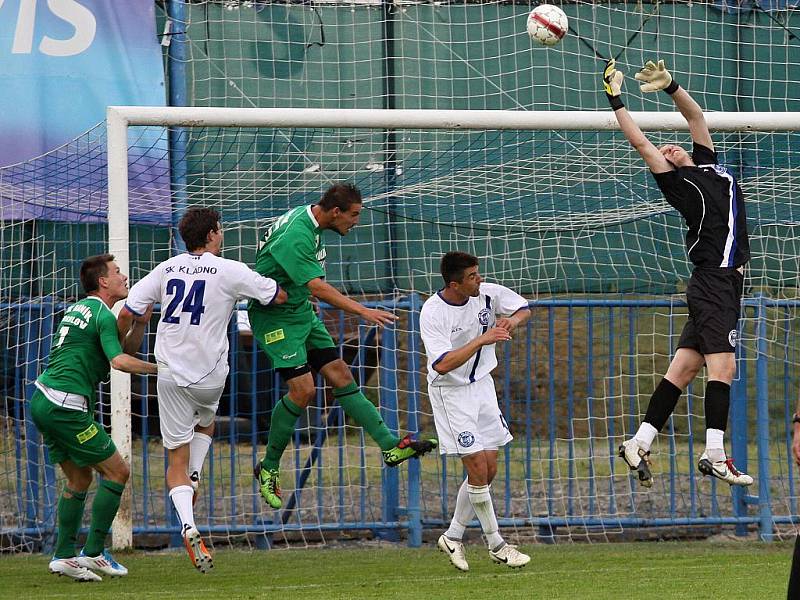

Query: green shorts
left=248, top=307, right=335, bottom=370
left=29, top=389, right=116, bottom=467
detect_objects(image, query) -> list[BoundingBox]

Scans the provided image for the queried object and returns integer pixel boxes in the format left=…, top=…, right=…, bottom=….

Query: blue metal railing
left=2, top=295, right=797, bottom=551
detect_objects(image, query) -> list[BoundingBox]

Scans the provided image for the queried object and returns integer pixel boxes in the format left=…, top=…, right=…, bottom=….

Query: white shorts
left=157, top=367, right=223, bottom=450
left=428, top=376, right=513, bottom=455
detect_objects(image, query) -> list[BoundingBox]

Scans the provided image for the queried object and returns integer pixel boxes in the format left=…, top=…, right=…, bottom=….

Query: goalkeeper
left=604, top=59, right=752, bottom=488
left=249, top=183, right=437, bottom=509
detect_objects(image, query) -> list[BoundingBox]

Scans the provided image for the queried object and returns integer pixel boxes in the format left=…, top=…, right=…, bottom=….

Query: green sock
left=82, top=479, right=125, bottom=556
left=262, top=395, right=303, bottom=471
left=333, top=382, right=399, bottom=451
left=53, top=488, right=87, bottom=559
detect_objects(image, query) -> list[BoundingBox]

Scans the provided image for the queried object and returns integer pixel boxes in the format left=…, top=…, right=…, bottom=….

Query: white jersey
left=125, top=252, right=279, bottom=388
left=419, top=282, right=528, bottom=387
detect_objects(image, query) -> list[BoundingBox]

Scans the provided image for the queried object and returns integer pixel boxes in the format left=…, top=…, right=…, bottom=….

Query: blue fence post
left=755, top=295, right=773, bottom=541
left=379, top=322, right=399, bottom=540
left=406, top=294, right=422, bottom=547
left=166, top=0, right=188, bottom=252
left=730, top=305, right=749, bottom=535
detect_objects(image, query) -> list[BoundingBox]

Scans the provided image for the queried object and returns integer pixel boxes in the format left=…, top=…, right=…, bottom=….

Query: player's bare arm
left=306, top=276, right=397, bottom=327
left=635, top=60, right=713, bottom=151
left=604, top=59, right=672, bottom=174
left=111, top=352, right=158, bottom=375
left=433, top=327, right=511, bottom=375
left=496, top=307, right=531, bottom=332
left=117, top=304, right=153, bottom=354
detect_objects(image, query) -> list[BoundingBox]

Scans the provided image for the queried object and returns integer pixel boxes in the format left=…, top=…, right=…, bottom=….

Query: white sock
left=169, top=485, right=196, bottom=529
left=705, top=428, right=726, bottom=462
left=444, top=479, right=473, bottom=540
left=467, top=484, right=504, bottom=550
left=633, top=422, right=658, bottom=452
left=189, top=433, right=212, bottom=478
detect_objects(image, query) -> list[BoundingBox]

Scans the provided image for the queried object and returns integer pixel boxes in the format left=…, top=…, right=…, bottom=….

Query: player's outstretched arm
left=306, top=277, right=397, bottom=327
left=635, top=60, right=713, bottom=151
left=603, top=59, right=671, bottom=174
left=111, top=352, right=158, bottom=375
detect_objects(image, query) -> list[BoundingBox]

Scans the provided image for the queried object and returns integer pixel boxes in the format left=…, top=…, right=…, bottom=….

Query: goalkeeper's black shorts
left=676, top=266, right=745, bottom=355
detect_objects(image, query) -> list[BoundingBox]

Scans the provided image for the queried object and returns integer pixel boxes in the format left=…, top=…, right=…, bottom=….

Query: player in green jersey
left=31, top=254, right=157, bottom=582
left=249, top=183, right=437, bottom=509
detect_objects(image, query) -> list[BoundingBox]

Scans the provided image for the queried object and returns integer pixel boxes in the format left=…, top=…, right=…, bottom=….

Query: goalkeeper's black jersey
left=652, top=143, right=750, bottom=269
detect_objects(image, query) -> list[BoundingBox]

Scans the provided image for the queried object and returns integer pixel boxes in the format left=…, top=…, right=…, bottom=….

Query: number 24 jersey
left=126, top=252, right=279, bottom=388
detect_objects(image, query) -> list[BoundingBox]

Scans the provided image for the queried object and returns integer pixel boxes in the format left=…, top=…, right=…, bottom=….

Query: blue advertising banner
left=0, top=0, right=169, bottom=223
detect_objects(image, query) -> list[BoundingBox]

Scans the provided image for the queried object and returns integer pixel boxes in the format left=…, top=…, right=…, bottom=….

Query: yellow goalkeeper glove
left=635, top=59, right=679, bottom=94
left=603, top=59, right=625, bottom=110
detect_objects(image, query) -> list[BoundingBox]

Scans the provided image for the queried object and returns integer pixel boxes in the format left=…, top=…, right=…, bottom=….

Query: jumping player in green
left=249, top=183, right=437, bottom=509
left=31, top=254, right=157, bottom=581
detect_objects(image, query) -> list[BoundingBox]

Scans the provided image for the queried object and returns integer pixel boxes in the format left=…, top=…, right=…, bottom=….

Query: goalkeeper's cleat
left=698, top=453, right=753, bottom=487
left=437, top=534, right=469, bottom=572
left=190, top=470, right=199, bottom=507
left=48, top=557, right=102, bottom=582
left=618, top=438, right=653, bottom=488
left=254, top=464, right=282, bottom=509
left=182, top=524, right=213, bottom=573
left=382, top=434, right=438, bottom=467
left=77, top=549, right=128, bottom=577
left=489, top=543, right=530, bottom=569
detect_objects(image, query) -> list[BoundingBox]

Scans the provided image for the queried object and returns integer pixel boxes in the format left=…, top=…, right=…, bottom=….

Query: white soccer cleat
left=437, top=534, right=469, bottom=572
left=489, top=543, right=530, bottom=568
left=190, top=471, right=200, bottom=507
left=77, top=548, right=128, bottom=577
left=48, top=557, right=102, bottom=582
left=698, top=453, right=753, bottom=487
left=618, top=438, right=653, bottom=488
left=183, top=524, right=213, bottom=573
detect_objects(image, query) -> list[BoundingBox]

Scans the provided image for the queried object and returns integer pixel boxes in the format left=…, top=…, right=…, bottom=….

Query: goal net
left=2, top=107, right=799, bottom=553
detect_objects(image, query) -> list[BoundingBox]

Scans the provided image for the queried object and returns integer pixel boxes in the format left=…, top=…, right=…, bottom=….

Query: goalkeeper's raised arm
left=602, top=59, right=672, bottom=174
left=634, top=59, right=713, bottom=151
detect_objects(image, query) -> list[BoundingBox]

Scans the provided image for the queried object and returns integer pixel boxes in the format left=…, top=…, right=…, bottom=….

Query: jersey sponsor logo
left=477, top=308, right=491, bottom=326
left=458, top=431, right=475, bottom=448
left=451, top=326, right=463, bottom=333
left=728, top=329, right=738, bottom=348
left=76, top=423, right=99, bottom=444
left=265, top=329, right=285, bottom=344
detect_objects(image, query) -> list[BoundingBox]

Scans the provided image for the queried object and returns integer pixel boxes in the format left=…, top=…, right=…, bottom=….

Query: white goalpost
left=103, top=106, right=800, bottom=548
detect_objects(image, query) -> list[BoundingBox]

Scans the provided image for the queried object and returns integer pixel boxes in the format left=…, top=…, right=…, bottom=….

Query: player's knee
left=68, top=470, right=93, bottom=492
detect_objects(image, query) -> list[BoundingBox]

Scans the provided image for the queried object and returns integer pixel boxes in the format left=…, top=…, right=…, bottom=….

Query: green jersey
left=37, top=296, right=124, bottom=410
left=250, top=205, right=326, bottom=316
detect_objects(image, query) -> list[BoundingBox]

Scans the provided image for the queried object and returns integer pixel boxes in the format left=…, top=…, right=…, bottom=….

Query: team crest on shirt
left=458, top=431, right=475, bottom=448
left=477, top=308, right=491, bottom=326
left=714, top=164, right=728, bottom=176
left=728, top=329, right=738, bottom=348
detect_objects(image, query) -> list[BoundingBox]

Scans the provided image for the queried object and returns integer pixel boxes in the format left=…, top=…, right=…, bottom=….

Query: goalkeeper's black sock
left=643, top=377, right=682, bottom=431
left=789, top=535, right=800, bottom=599
left=704, top=380, right=731, bottom=432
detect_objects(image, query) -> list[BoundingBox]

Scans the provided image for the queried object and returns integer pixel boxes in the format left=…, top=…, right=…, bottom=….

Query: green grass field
left=0, top=540, right=792, bottom=600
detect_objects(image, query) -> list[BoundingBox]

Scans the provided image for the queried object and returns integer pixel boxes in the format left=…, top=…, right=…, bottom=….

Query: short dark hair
left=318, top=183, right=362, bottom=212
left=440, top=252, right=479, bottom=285
left=179, top=207, right=221, bottom=251
left=80, top=254, right=114, bottom=294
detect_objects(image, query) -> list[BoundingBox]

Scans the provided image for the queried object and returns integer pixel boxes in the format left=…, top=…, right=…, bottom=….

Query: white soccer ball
left=527, top=4, right=568, bottom=47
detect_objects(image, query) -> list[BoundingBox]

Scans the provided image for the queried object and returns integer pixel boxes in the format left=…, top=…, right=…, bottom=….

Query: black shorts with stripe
left=677, top=266, right=744, bottom=355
